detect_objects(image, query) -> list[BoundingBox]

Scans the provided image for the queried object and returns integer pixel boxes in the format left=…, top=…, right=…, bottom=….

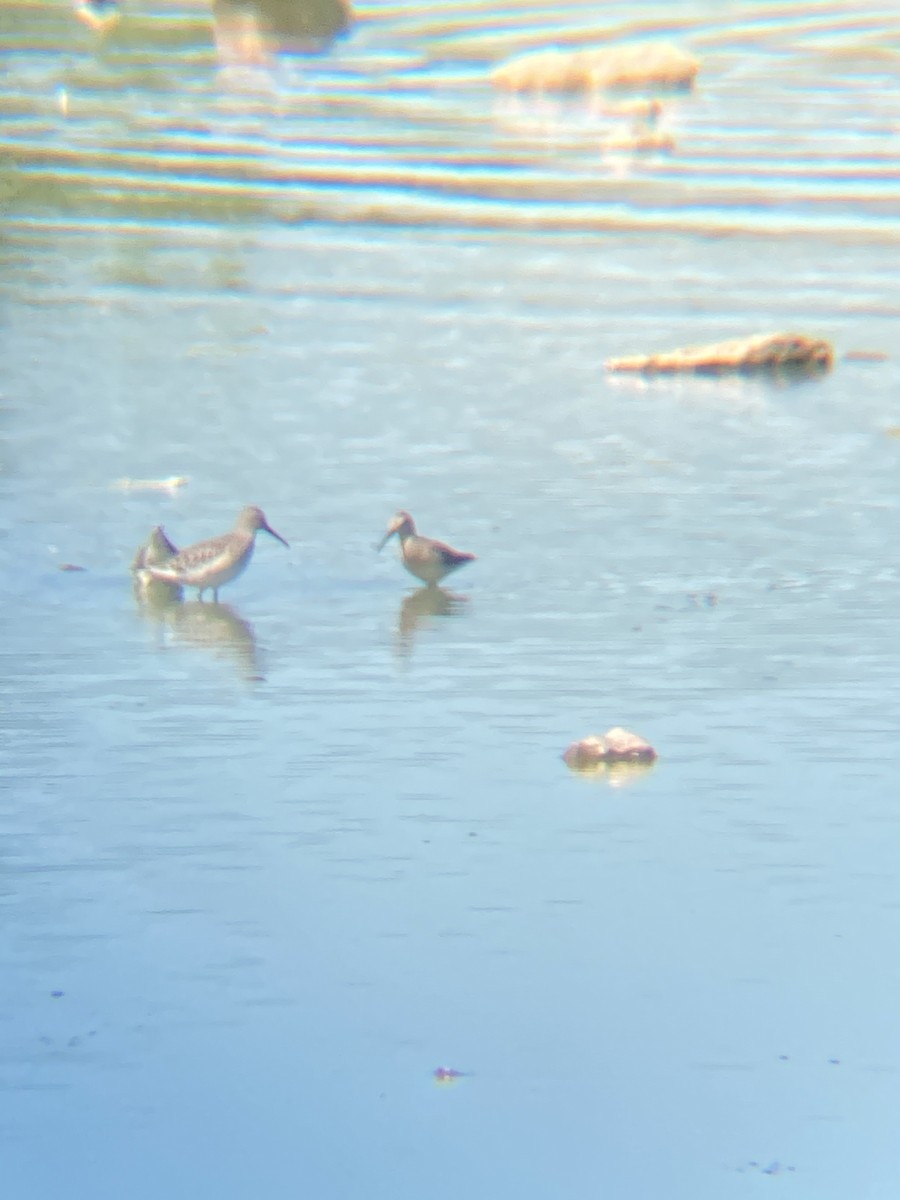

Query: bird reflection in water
left=136, top=589, right=265, bottom=682
left=132, top=572, right=183, bottom=607
left=395, top=586, right=469, bottom=661
left=170, top=600, right=264, bottom=681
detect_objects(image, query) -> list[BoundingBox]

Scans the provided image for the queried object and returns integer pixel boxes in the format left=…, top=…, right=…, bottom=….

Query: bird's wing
left=435, top=541, right=475, bottom=565
left=166, top=533, right=235, bottom=572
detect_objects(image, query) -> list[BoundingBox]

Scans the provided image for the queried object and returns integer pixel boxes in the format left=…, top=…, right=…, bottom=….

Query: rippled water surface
left=2, top=1, right=900, bottom=1197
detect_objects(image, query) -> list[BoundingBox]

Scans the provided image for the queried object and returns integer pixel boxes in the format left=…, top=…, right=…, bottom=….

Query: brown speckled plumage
left=146, top=506, right=288, bottom=600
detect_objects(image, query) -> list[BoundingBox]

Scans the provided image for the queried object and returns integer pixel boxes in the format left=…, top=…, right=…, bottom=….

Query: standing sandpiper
left=377, top=511, right=475, bottom=587
left=146, top=506, right=288, bottom=600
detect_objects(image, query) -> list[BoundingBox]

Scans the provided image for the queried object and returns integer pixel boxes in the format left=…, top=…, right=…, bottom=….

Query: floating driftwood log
left=605, top=332, right=834, bottom=376
left=492, top=43, right=699, bottom=93
left=563, top=727, right=657, bottom=768
left=113, top=475, right=189, bottom=492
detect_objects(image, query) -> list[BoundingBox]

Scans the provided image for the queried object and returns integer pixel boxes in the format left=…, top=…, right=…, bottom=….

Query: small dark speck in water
left=778, top=1054, right=789, bottom=1061
left=50, top=990, right=64, bottom=998
left=741, top=1161, right=796, bottom=1176
left=828, top=1058, right=841, bottom=1065
left=57, top=564, right=86, bottom=572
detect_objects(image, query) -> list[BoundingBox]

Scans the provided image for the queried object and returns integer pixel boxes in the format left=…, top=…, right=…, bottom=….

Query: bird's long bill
left=263, top=520, right=290, bottom=548
left=376, top=528, right=396, bottom=553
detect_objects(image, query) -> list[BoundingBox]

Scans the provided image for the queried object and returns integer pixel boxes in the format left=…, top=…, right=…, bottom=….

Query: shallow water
left=2, top=2, right=900, bottom=1197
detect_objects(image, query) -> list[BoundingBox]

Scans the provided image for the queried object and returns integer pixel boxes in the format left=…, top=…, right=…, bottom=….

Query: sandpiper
left=132, top=525, right=182, bottom=603
left=377, top=511, right=475, bottom=587
left=146, top=506, right=289, bottom=600
left=132, top=525, right=179, bottom=572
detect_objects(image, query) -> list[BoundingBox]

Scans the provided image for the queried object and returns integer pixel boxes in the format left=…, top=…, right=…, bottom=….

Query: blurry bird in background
left=74, top=0, right=121, bottom=32
left=74, top=0, right=352, bottom=60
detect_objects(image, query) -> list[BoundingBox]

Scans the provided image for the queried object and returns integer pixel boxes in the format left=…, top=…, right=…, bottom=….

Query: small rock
left=564, top=727, right=657, bottom=768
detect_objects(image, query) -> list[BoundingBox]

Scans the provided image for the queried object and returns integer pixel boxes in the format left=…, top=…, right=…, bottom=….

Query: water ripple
left=2, top=0, right=898, bottom=238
